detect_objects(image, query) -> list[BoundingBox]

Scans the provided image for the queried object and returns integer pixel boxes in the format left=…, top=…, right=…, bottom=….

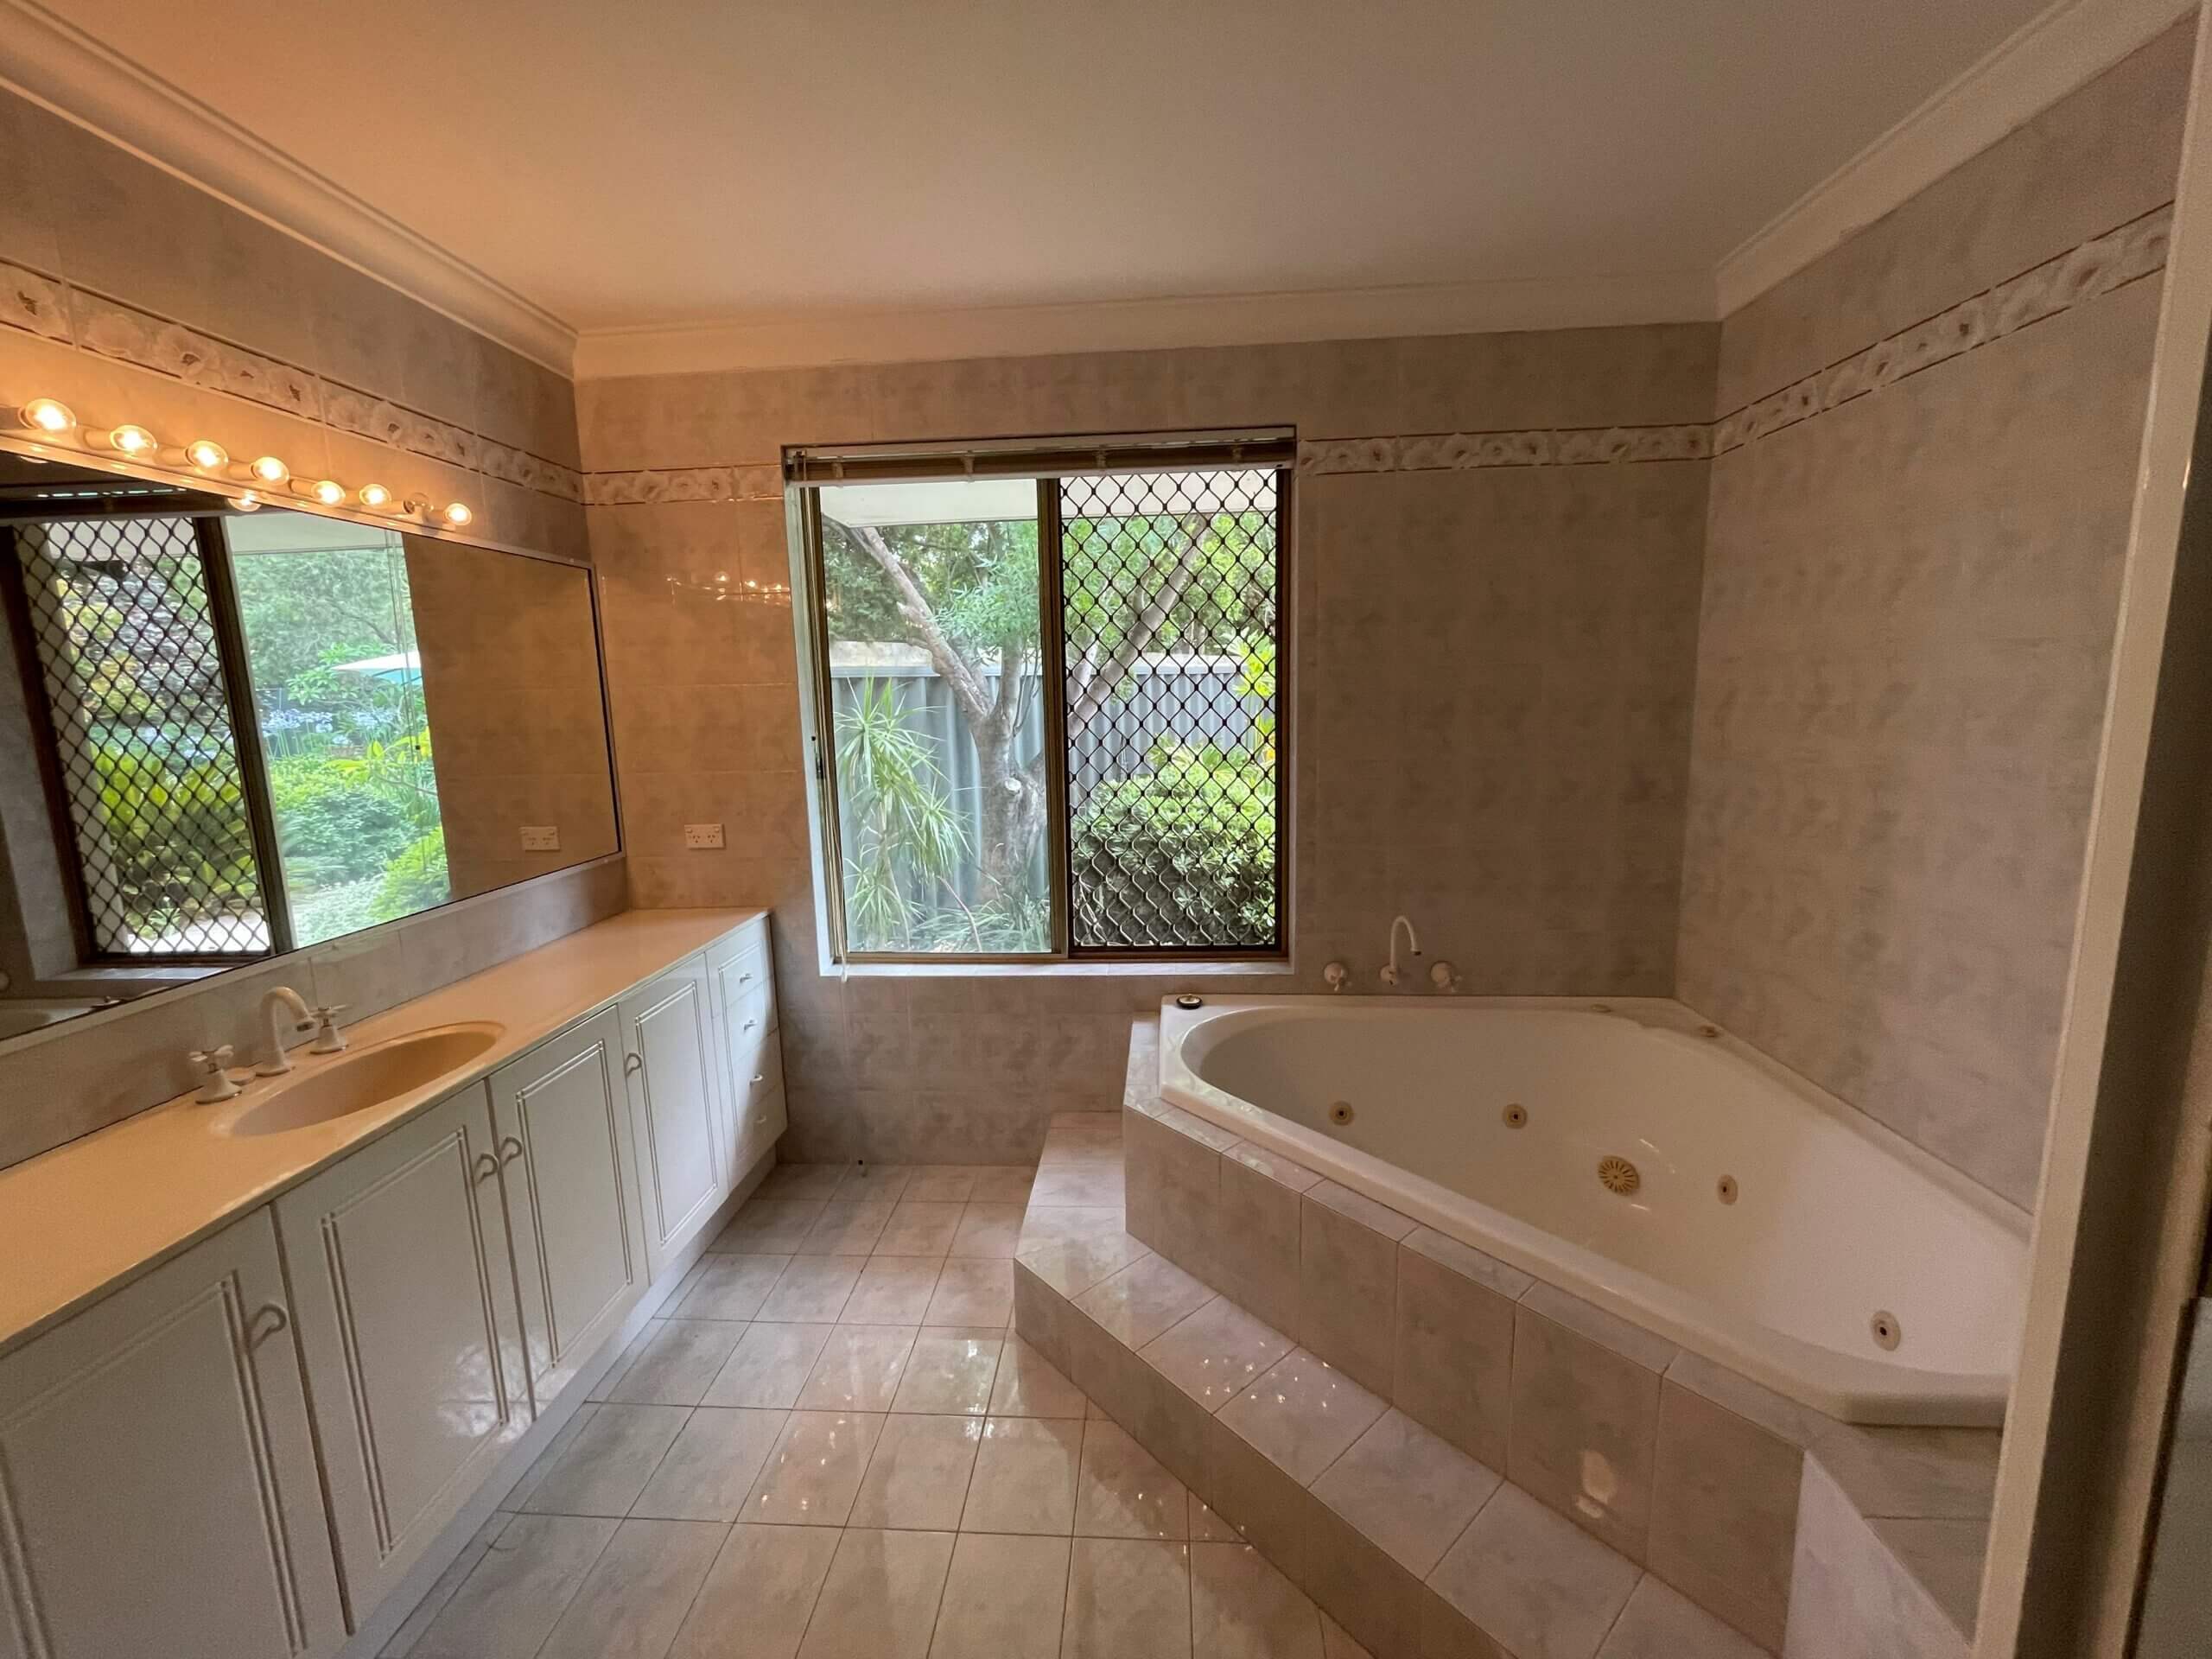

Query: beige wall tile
left=1649, top=1381, right=1801, bottom=1651
left=1300, top=1188, right=1404, bottom=1396
left=1508, top=1301, right=1662, bottom=1560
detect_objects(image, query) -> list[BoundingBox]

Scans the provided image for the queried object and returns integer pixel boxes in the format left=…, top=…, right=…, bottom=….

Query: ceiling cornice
left=1715, top=0, right=2197, bottom=317
left=569, top=271, right=1720, bottom=381
left=0, top=0, right=577, bottom=373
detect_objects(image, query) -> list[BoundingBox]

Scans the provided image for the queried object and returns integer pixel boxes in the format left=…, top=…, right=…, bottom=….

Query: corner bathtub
left=1158, top=995, right=2030, bottom=1425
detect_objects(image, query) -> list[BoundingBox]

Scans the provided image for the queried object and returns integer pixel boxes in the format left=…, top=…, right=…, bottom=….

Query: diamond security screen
left=13, top=517, right=270, bottom=957
left=1058, top=468, right=1281, bottom=950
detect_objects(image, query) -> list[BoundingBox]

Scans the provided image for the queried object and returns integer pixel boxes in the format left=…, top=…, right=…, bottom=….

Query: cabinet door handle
left=474, top=1150, right=500, bottom=1183
left=624, top=1052, right=645, bottom=1075
left=751, top=1072, right=766, bottom=1084
left=499, top=1135, right=525, bottom=1166
left=245, top=1303, right=289, bottom=1350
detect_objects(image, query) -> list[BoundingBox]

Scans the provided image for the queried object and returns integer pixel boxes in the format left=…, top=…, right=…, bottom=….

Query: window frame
left=787, top=432, right=1294, bottom=969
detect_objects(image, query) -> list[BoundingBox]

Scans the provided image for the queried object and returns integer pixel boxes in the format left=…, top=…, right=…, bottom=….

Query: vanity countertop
left=0, top=906, right=766, bottom=1359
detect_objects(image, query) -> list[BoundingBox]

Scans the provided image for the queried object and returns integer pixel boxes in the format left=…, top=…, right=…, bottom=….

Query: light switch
left=519, top=825, right=560, bottom=850
left=684, top=823, right=726, bottom=849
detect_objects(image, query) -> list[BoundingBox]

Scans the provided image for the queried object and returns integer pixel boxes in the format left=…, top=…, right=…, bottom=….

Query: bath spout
left=1380, top=915, right=1421, bottom=986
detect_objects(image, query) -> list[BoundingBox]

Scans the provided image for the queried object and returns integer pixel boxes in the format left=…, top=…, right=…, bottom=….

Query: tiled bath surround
left=1086, top=1025, right=2001, bottom=1656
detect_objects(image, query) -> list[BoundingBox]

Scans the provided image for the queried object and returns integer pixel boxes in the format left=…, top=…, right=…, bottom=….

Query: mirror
left=0, top=454, right=619, bottom=1044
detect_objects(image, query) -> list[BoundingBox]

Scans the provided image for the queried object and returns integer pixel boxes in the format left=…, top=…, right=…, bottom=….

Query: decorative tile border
left=0, top=264, right=583, bottom=506
left=563, top=204, right=2177, bottom=507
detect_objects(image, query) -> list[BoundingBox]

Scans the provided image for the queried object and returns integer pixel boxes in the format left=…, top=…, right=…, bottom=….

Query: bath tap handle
left=1429, top=961, right=1462, bottom=994
left=1323, top=962, right=1349, bottom=993
left=190, top=1046, right=240, bottom=1103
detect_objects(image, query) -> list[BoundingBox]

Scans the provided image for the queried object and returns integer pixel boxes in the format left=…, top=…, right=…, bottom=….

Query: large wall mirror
left=0, top=452, right=618, bottom=1045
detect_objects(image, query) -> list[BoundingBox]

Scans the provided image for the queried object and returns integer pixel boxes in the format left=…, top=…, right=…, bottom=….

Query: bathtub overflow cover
left=1174, top=995, right=1205, bottom=1010
left=1503, top=1103, right=1528, bottom=1128
left=1870, top=1311, right=1903, bottom=1351
left=1329, top=1101, right=1355, bottom=1126
left=1716, top=1174, right=1738, bottom=1205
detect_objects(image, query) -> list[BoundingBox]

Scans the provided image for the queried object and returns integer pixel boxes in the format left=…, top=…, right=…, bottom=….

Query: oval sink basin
left=220, top=1023, right=505, bottom=1136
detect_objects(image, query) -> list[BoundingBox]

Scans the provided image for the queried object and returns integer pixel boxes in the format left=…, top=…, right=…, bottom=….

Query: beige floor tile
left=797, top=1325, right=918, bottom=1411
left=671, top=1522, right=841, bottom=1659
left=804, top=1200, right=897, bottom=1255
left=760, top=1164, right=846, bottom=1201
left=951, top=1202, right=1026, bottom=1258
left=1141, top=1296, right=1294, bottom=1411
left=906, top=1166, right=980, bottom=1204
left=969, top=1166, right=1037, bottom=1205
left=537, top=1517, right=725, bottom=1659
left=632, top=1407, right=791, bottom=1522
left=1190, top=1541, right=1324, bottom=1659
left=1191, top=1499, right=1240, bottom=1543
left=522, top=1402, right=690, bottom=1516
left=850, top=1414, right=986, bottom=1530
left=761, top=1256, right=863, bottom=1322
left=1018, top=1234, right=1155, bottom=1300
left=383, top=1513, right=509, bottom=1657
left=842, top=1257, right=945, bottom=1324
left=715, top=1199, right=829, bottom=1253
left=602, top=1319, right=749, bottom=1407
left=929, top=1533, right=1070, bottom=1659
left=1429, top=1484, right=1638, bottom=1659
left=708, top=1323, right=836, bottom=1409
left=1075, top=1418, right=1188, bottom=1540
left=503, top=1404, right=600, bottom=1511
left=411, top=1512, right=616, bottom=1658
left=1060, top=1537, right=1191, bottom=1658
left=832, top=1163, right=917, bottom=1202
left=745, top=1411, right=886, bottom=1526
left=963, top=1415, right=1084, bottom=1535
left=678, top=1255, right=792, bottom=1320
left=797, top=1528, right=955, bottom=1659
left=892, top=1327, right=1004, bottom=1414
left=878, top=1201, right=966, bottom=1256
left=1018, top=1207, right=1128, bottom=1252
left=1071, top=1258, right=1213, bottom=1350
left=988, top=1337, right=1090, bottom=1419
left=1215, top=1350, right=1387, bottom=1484
left=1598, top=1574, right=1768, bottom=1659
left=1319, top=1610, right=1374, bottom=1658
left=1032, top=1166, right=1125, bottom=1208
left=927, top=1257, right=1015, bottom=1324
left=1311, top=1409, right=1500, bottom=1577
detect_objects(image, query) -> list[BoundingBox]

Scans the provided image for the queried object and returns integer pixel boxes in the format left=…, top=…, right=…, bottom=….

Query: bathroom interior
left=6, top=3, right=2212, bottom=1657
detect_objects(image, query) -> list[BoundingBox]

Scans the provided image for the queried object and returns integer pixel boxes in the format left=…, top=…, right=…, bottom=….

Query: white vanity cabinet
left=275, top=1082, right=526, bottom=1620
left=706, top=923, right=786, bottom=1179
left=620, top=955, right=729, bottom=1280
left=486, top=1007, right=647, bottom=1412
left=0, top=1209, right=346, bottom=1659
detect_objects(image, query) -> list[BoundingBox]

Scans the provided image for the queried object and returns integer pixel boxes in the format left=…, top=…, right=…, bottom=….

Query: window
left=791, top=431, right=1291, bottom=963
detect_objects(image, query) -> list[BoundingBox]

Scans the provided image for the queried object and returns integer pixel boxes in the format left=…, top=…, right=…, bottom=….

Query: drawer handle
left=474, top=1151, right=500, bottom=1183
left=739, top=971, right=754, bottom=983
left=245, top=1303, right=289, bottom=1350
left=742, top=1019, right=758, bottom=1033
left=499, top=1135, right=525, bottom=1166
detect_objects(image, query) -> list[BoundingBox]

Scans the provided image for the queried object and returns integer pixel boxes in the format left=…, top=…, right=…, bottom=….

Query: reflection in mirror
left=0, top=455, right=618, bottom=1045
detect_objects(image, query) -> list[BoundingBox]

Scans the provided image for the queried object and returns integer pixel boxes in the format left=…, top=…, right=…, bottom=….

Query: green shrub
left=372, top=827, right=449, bottom=922
left=1071, top=744, right=1275, bottom=948
left=88, top=741, right=261, bottom=938
left=267, top=755, right=422, bottom=887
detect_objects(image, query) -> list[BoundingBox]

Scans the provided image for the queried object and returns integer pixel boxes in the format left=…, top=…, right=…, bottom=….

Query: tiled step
left=1014, top=1183, right=1764, bottom=1659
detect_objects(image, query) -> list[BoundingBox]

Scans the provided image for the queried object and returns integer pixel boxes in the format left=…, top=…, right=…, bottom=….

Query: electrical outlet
left=519, top=824, right=560, bottom=851
left=683, top=823, right=726, bottom=850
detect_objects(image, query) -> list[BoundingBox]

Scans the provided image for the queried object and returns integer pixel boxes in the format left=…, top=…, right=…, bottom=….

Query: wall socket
left=683, top=823, right=727, bottom=850
left=519, top=825, right=560, bottom=851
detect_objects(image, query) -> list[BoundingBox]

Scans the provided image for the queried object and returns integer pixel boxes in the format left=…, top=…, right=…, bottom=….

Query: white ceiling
left=5, top=0, right=2176, bottom=368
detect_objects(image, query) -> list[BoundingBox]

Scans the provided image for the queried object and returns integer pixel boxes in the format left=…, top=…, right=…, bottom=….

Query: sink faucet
left=1379, top=915, right=1421, bottom=986
left=256, top=986, right=315, bottom=1075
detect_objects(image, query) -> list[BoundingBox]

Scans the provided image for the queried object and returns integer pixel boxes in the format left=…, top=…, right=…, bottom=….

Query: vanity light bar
left=3, top=397, right=474, bottom=530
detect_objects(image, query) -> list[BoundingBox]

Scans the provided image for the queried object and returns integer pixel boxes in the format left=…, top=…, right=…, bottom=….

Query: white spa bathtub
left=1158, top=995, right=2031, bottom=1425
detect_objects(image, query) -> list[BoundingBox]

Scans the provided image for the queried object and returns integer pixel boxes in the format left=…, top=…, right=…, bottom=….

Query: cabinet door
left=705, top=926, right=780, bottom=1181
left=0, top=1209, right=345, bottom=1659
left=489, top=1007, right=646, bottom=1413
left=621, top=955, right=728, bottom=1280
left=276, top=1083, right=524, bottom=1618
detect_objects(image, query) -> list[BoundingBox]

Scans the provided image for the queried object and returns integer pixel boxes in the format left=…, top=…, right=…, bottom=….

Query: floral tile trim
left=582, top=462, right=783, bottom=506
left=0, top=279, right=583, bottom=505
left=1300, top=423, right=1713, bottom=475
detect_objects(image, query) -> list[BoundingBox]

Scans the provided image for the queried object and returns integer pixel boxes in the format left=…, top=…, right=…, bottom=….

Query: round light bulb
left=19, top=397, right=74, bottom=434
left=311, top=479, right=345, bottom=506
left=442, top=501, right=473, bottom=527
left=109, top=424, right=156, bottom=456
left=186, top=439, right=228, bottom=471
left=358, top=483, right=391, bottom=509
left=236, top=491, right=263, bottom=512
left=249, top=455, right=288, bottom=485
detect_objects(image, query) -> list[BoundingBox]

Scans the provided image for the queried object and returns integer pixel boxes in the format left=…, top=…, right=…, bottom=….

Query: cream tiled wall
left=0, top=87, right=587, bottom=563
left=580, top=327, right=1719, bottom=1162
left=0, top=87, right=626, bottom=1170
left=1675, top=23, right=2194, bottom=1207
